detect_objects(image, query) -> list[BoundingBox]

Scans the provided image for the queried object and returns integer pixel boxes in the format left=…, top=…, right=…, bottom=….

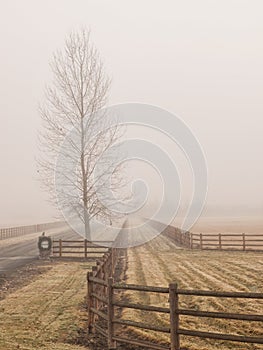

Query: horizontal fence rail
left=87, top=277, right=263, bottom=350
left=0, top=221, right=64, bottom=240
left=190, top=232, right=263, bottom=251
left=153, top=220, right=263, bottom=252
left=51, top=219, right=128, bottom=259
left=52, top=239, right=111, bottom=259
left=82, top=219, right=263, bottom=349
left=148, top=220, right=191, bottom=248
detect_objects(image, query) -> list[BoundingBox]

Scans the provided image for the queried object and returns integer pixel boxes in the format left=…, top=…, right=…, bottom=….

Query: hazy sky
left=0, top=0, right=262, bottom=226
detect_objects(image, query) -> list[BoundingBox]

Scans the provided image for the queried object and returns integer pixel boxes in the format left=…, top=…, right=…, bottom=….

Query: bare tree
left=38, top=29, right=122, bottom=240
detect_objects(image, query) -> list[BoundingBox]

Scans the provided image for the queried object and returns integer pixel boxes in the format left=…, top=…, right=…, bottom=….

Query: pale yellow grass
left=124, top=235, right=263, bottom=350
left=0, top=261, right=93, bottom=350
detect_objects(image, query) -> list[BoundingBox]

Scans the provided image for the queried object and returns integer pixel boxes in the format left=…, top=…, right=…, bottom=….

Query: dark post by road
left=38, top=234, right=52, bottom=259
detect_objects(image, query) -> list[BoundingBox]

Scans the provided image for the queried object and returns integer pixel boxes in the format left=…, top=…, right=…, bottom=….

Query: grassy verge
left=0, top=261, right=94, bottom=350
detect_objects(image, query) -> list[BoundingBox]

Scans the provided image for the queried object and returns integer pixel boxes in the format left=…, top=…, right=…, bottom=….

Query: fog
left=0, top=0, right=262, bottom=226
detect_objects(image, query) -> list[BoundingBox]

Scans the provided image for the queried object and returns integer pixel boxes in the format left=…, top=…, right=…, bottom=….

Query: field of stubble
left=124, top=234, right=263, bottom=350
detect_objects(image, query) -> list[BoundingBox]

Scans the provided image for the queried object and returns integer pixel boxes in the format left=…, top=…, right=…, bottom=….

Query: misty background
left=0, top=0, right=262, bottom=226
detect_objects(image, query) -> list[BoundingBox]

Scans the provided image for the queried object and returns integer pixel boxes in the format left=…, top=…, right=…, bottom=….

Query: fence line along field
left=124, top=234, right=263, bottom=350
left=0, top=222, right=64, bottom=240
left=190, top=232, right=263, bottom=251
left=52, top=239, right=110, bottom=259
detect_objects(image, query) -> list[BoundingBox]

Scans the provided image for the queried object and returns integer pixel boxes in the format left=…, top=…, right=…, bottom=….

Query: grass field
left=124, top=234, right=263, bottom=350
left=0, top=220, right=262, bottom=350
left=0, top=261, right=92, bottom=350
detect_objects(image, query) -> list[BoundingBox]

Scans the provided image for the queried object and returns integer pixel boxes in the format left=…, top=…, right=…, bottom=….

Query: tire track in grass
left=126, top=244, right=172, bottom=344
left=178, top=260, right=243, bottom=292
left=153, top=252, right=236, bottom=322
left=156, top=249, right=263, bottom=343
left=128, top=241, right=225, bottom=346
left=171, top=254, right=262, bottom=348
left=128, top=236, right=192, bottom=340
left=207, top=260, right=262, bottom=293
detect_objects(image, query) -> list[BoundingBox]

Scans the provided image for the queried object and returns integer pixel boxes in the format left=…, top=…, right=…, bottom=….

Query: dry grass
left=124, top=234, right=263, bottom=350
left=0, top=261, right=93, bottom=350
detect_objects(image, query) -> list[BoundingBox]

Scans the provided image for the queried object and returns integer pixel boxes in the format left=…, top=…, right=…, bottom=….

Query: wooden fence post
left=59, top=239, right=62, bottom=257
left=219, top=233, right=222, bottom=250
left=92, top=264, right=97, bottom=276
left=96, top=261, right=103, bottom=310
left=190, top=233, right=193, bottom=249
left=200, top=233, right=203, bottom=250
left=108, top=277, right=117, bottom=349
left=242, top=233, right=246, bottom=251
left=84, top=239, right=88, bottom=259
left=87, top=271, right=94, bottom=333
left=102, top=258, right=107, bottom=296
left=186, top=232, right=190, bottom=248
left=110, top=248, right=114, bottom=277
left=92, top=266, right=98, bottom=321
left=169, top=283, right=180, bottom=350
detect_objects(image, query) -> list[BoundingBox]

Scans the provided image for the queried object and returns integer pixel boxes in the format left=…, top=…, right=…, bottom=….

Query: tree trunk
left=80, top=112, right=91, bottom=240
left=84, top=208, right=91, bottom=240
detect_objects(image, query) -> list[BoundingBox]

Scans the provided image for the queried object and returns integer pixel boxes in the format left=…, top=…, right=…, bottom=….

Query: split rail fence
left=52, top=239, right=112, bottom=259
left=52, top=219, right=128, bottom=259
left=87, top=273, right=263, bottom=350
left=0, top=221, right=64, bottom=240
left=190, top=232, right=263, bottom=251
left=85, top=220, right=263, bottom=348
left=161, top=223, right=263, bottom=252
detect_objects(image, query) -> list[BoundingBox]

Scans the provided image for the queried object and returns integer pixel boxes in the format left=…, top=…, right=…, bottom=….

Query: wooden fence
left=87, top=275, right=263, bottom=350
left=159, top=222, right=263, bottom=252
left=190, top=232, right=263, bottom=251
left=0, top=221, right=64, bottom=240
left=162, top=224, right=191, bottom=248
left=52, top=239, right=111, bottom=259
left=84, top=221, right=263, bottom=349
left=52, top=219, right=128, bottom=259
